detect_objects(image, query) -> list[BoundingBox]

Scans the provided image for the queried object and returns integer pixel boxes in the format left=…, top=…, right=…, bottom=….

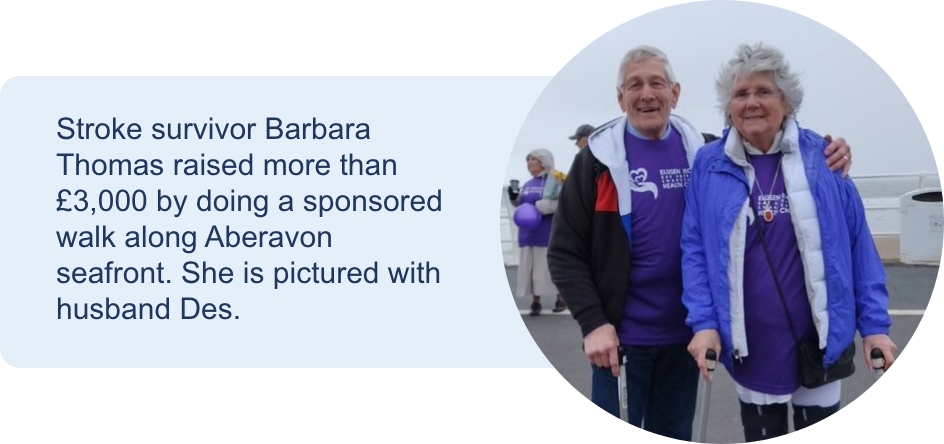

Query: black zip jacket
left=546, top=146, right=630, bottom=337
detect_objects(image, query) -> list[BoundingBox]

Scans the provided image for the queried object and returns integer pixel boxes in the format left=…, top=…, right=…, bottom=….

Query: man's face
left=617, top=58, right=681, bottom=140
left=576, top=136, right=589, bottom=150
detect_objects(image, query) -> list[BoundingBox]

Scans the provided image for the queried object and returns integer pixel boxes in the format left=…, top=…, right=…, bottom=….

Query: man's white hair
left=617, top=45, right=677, bottom=89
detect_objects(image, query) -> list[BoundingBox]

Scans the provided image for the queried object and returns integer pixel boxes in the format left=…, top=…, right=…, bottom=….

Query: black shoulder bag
left=747, top=189, right=856, bottom=389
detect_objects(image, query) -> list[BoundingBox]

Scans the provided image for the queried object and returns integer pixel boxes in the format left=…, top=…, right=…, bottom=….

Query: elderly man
left=546, top=45, right=851, bottom=440
left=569, top=124, right=595, bottom=150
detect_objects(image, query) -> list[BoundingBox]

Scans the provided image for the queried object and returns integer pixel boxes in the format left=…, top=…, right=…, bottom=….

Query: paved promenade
left=507, top=263, right=934, bottom=442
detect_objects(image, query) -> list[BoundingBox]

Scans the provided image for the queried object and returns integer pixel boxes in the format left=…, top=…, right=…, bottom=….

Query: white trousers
left=735, top=381, right=841, bottom=407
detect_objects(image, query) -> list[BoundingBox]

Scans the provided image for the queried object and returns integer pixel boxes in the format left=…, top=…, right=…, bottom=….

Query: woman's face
left=729, top=71, right=788, bottom=151
left=526, top=157, right=544, bottom=177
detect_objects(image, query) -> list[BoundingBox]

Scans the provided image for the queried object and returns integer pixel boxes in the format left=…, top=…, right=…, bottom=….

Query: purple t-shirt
left=516, top=175, right=553, bottom=247
left=729, top=152, right=817, bottom=394
left=617, top=128, right=694, bottom=346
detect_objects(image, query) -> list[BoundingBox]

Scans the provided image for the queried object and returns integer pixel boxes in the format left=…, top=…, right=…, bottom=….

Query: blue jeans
left=591, top=344, right=699, bottom=441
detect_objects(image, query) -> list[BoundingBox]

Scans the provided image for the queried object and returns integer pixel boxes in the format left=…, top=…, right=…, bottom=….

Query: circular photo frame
left=502, top=2, right=937, bottom=442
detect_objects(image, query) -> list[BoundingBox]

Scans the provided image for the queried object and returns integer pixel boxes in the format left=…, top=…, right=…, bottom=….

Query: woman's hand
left=688, top=329, right=721, bottom=381
left=862, top=334, right=897, bottom=372
left=507, top=186, right=519, bottom=203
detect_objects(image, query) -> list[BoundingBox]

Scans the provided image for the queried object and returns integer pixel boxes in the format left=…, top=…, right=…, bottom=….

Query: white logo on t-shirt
left=629, top=168, right=659, bottom=199
left=660, top=167, right=691, bottom=190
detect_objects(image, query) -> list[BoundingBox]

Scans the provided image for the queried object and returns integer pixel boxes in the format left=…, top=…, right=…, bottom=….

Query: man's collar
left=625, top=120, right=672, bottom=140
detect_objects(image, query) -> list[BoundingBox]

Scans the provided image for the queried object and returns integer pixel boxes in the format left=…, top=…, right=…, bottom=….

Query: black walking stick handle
left=705, top=349, right=717, bottom=378
left=871, top=348, right=886, bottom=375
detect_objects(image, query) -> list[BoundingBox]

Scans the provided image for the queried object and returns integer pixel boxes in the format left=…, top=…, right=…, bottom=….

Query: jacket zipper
left=713, top=159, right=751, bottom=364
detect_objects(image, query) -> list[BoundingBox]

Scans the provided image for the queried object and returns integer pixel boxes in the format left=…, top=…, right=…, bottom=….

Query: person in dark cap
left=569, top=124, right=595, bottom=150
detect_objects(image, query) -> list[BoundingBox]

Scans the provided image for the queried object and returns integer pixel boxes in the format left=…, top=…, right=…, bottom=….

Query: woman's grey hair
left=527, top=148, right=554, bottom=173
left=715, top=42, right=804, bottom=126
left=617, top=45, right=677, bottom=89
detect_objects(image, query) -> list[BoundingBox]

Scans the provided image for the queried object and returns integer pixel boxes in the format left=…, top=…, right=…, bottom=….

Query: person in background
left=508, top=149, right=567, bottom=315
left=547, top=45, right=853, bottom=440
left=569, top=124, right=595, bottom=150
left=682, top=42, right=896, bottom=441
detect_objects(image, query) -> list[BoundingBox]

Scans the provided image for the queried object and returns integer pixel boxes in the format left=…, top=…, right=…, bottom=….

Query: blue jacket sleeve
left=839, top=173, right=893, bottom=337
left=681, top=151, right=720, bottom=333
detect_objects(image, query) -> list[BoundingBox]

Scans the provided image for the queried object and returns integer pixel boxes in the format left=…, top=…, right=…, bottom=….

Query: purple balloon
left=514, top=203, right=542, bottom=229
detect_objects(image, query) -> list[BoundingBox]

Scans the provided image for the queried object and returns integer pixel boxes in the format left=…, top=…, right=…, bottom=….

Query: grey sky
left=505, top=1, right=934, bottom=184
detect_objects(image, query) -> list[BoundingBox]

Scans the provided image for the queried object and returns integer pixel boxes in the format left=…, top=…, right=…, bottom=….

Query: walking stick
left=695, top=349, right=718, bottom=443
left=618, top=347, right=629, bottom=422
left=871, top=348, right=886, bottom=377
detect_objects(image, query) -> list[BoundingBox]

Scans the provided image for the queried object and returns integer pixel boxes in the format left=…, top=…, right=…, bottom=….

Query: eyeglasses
left=731, top=88, right=781, bottom=102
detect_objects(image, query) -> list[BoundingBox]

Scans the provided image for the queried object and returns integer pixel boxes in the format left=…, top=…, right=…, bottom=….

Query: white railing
left=850, top=171, right=939, bottom=199
left=500, top=172, right=940, bottom=266
left=850, top=171, right=940, bottom=236
left=500, top=187, right=519, bottom=266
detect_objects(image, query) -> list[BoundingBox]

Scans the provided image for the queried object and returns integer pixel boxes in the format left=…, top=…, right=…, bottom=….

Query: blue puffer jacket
left=681, top=118, right=891, bottom=368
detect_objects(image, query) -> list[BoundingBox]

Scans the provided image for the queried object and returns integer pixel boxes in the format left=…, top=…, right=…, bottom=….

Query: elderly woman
left=681, top=43, right=897, bottom=440
left=508, top=149, right=566, bottom=315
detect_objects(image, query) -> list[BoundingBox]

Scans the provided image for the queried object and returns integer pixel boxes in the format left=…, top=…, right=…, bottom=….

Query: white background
left=1, top=1, right=941, bottom=443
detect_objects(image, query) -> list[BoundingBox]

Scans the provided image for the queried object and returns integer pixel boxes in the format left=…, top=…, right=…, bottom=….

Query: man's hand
left=584, top=324, right=620, bottom=377
left=687, top=329, right=721, bottom=381
left=863, top=334, right=897, bottom=372
left=823, top=134, right=852, bottom=178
